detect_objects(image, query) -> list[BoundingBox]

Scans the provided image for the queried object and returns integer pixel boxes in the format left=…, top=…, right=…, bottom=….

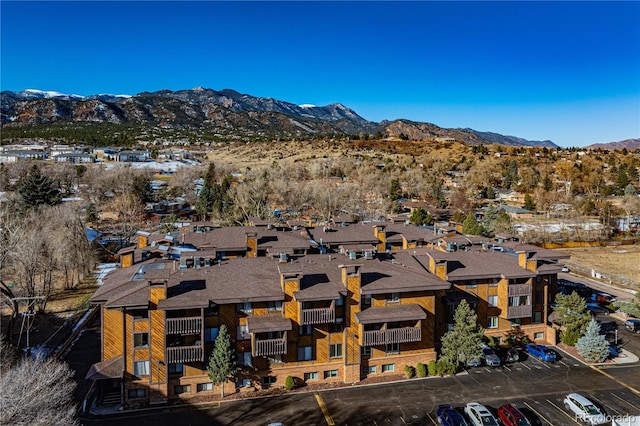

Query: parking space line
left=559, top=360, right=570, bottom=367
left=611, top=392, right=640, bottom=412
left=529, top=357, right=552, bottom=369
left=546, top=398, right=583, bottom=425
left=521, top=362, right=532, bottom=370
left=314, top=393, right=336, bottom=426
left=590, top=365, right=640, bottom=395
left=522, top=401, right=553, bottom=425
left=503, top=365, right=511, bottom=372
left=425, top=412, right=438, bottom=425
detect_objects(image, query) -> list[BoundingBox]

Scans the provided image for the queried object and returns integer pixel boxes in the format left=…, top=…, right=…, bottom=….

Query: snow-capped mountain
left=1, top=89, right=131, bottom=105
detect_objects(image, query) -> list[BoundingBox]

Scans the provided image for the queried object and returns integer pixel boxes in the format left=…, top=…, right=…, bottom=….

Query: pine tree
left=554, top=291, right=592, bottom=346
left=575, top=319, right=610, bottom=363
left=17, top=165, right=61, bottom=211
left=462, top=212, right=483, bottom=236
left=524, top=194, right=536, bottom=212
left=440, top=299, right=484, bottom=368
left=207, top=325, right=238, bottom=398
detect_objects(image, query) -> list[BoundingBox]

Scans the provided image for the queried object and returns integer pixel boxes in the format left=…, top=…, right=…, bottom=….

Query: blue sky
left=2, top=1, right=639, bottom=147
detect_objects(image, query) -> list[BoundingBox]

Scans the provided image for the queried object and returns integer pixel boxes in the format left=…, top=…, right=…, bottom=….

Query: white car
left=563, top=393, right=607, bottom=425
left=464, top=402, right=499, bottom=426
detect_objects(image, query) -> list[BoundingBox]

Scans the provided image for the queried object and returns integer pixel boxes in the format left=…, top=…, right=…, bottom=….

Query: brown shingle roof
left=246, top=315, right=292, bottom=333
left=356, top=304, right=426, bottom=324
left=424, top=249, right=536, bottom=280
left=86, top=356, right=124, bottom=380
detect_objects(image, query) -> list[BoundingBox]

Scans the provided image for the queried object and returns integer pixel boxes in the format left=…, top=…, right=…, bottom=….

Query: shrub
left=436, top=359, right=457, bottom=376
left=416, top=362, right=427, bottom=378
left=404, top=365, right=414, bottom=379
left=284, top=375, right=295, bottom=390
left=427, top=359, right=437, bottom=377
left=487, top=336, right=496, bottom=347
left=560, top=327, right=582, bottom=346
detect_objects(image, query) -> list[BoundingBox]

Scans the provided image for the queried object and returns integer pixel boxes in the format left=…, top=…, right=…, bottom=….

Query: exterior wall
left=103, top=307, right=124, bottom=360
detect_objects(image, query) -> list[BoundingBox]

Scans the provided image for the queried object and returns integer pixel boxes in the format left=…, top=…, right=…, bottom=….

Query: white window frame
left=298, top=345, right=313, bottom=361
left=196, top=382, right=213, bottom=392
left=365, top=365, right=377, bottom=374
left=329, top=343, right=343, bottom=359
left=382, top=363, right=395, bottom=373
left=133, top=360, right=150, bottom=376
left=488, top=316, right=499, bottom=329
left=488, top=295, right=498, bottom=308
left=237, top=325, right=250, bottom=341
left=323, top=369, right=338, bottom=379
left=304, top=371, right=319, bottom=381
left=387, top=292, right=400, bottom=304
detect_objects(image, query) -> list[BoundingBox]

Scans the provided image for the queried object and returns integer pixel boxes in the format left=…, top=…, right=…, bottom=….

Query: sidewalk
left=555, top=342, right=639, bottom=366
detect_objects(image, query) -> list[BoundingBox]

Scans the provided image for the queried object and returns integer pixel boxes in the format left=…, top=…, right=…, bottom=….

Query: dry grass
left=558, top=245, right=640, bottom=290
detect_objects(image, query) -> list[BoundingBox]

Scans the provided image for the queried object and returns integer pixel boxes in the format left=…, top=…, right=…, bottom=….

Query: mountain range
left=0, top=87, right=562, bottom=147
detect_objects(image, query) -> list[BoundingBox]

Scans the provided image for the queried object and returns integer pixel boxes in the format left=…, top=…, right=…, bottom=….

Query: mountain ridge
left=1, top=87, right=560, bottom=147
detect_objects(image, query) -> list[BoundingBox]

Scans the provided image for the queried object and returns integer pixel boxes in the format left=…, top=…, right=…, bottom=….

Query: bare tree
left=0, top=355, right=78, bottom=426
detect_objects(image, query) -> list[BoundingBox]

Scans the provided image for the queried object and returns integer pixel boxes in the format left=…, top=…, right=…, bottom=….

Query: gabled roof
left=356, top=304, right=426, bottom=324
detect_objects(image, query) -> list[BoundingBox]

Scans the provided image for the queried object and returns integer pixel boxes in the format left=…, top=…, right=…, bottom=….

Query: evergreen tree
left=207, top=325, right=238, bottom=398
left=462, top=212, right=483, bottom=235
left=409, top=207, right=432, bottom=226
left=554, top=292, right=591, bottom=345
left=503, top=160, right=519, bottom=189
left=575, top=319, right=610, bottom=363
left=388, top=178, right=403, bottom=201
left=542, top=174, right=553, bottom=192
left=17, top=165, right=61, bottom=211
left=440, top=300, right=484, bottom=368
left=524, top=194, right=536, bottom=212
left=132, top=174, right=153, bottom=204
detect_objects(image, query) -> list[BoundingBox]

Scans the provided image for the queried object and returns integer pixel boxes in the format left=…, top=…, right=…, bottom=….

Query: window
left=489, top=279, right=499, bottom=287
left=299, top=325, right=313, bottom=336
left=323, top=370, right=338, bottom=379
left=168, top=363, right=184, bottom=374
left=267, top=301, right=283, bottom=312
left=329, top=343, right=343, bottom=359
left=128, top=388, right=146, bottom=398
left=174, top=384, right=191, bottom=395
left=134, top=361, right=150, bottom=376
left=335, top=296, right=344, bottom=307
left=237, top=351, right=252, bottom=367
left=304, top=372, right=318, bottom=381
left=205, top=305, right=219, bottom=317
left=298, top=346, right=312, bottom=361
left=386, top=292, right=400, bottom=304
left=467, top=280, right=477, bottom=289
left=533, top=311, right=542, bottom=324
left=266, top=354, right=283, bottom=365
left=236, top=302, right=252, bottom=314
left=488, top=295, right=498, bottom=307
left=509, top=295, right=530, bottom=307
left=134, top=333, right=149, bottom=348
left=488, top=316, right=498, bottom=329
left=511, top=318, right=522, bottom=326
left=238, top=378, right=252, bottom=388
left=534, top=332, right=544, bottom=340
left=197, top=382, right=213, bottom=392
left=237, top=325, right=250, bottom=341
left=386, top=342, right=399, bottom=354
left=361, top=346, right=371, bottom=356
left=382, top=364, right=395, bottom=373
left=205, top=327, right=219, bottom=343
left=364, top=365, right=377, bottom=374
left=132, top=309, right=148, bottom=320
left=262, top=376, right=277, bottom=385
left=361, top=294, right=372, bottom=308
left=536, top=275, right=542, bottom=283
left=329, top=323, right=344, bottom=333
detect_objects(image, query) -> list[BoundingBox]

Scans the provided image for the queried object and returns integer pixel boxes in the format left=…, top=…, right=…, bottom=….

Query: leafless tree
left=0, top=354, right=78, bottom=426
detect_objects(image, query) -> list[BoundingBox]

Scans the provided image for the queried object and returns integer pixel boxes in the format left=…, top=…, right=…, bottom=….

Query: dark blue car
left=524, top=343, right=557, bottom=362
left=437, top=404, right=469, bottom=426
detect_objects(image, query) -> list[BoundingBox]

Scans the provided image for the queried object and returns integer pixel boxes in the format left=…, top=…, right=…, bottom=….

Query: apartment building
left=87, top=221, right=567, bottom=408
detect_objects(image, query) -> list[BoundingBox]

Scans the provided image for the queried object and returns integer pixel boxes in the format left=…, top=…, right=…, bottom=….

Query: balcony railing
left=507, top=305, right=532, bottom=319
left=508, top=284, right=531, bottom=297
left=166, top=317, right=202, bottom=335
left=166, top=345, right=204, bottom=363
left=253, top=335, right=287, bottom=357
left=362, top=327, right=421, bottom=346
left=301, top=307, right=335, bottom=325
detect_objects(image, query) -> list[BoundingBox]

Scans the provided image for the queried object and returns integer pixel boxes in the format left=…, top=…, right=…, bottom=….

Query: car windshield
left=516, top=418, right=531, bottom=426
left=481, top=415, right=498, bottom=425
left=483, top=348, right=493, bottom=355
left=584, top=404, right=601, bottom=415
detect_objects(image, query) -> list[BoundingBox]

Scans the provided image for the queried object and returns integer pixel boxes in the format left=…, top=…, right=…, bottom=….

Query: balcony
left=166, top=317, right=202, bottom=335
left=508, top=284, right=531, bottom=297
left=166, top=344, right=204, bottom=363
left=507, top=304, right=532, bottom=319
left=362, top=326, right=421, bottom=346
left=301, top=307, right=335, bottom=325
left=252, top=335, right=287, bottom=357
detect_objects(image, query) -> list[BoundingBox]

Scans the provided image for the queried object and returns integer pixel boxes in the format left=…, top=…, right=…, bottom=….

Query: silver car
left=481, top=344, right=501, bottom=367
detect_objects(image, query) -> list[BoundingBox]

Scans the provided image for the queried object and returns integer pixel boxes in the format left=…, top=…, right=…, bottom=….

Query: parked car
left=464, top=402, right=499, bottom=426
left=481, top=344, right=501, bottom=367
left=561, top=265, right=570, bottom=272
left=624, top=319, right=640, bottom=334
left=497, top=404, right=531, bottom=426
left=465, top=357, right=482, bottom=368
left=563, top=393, right=608, bottom=425
left=437, top=404, right=469, bottom=426
left=524, top=343, right=557, bottom=362
left=586, top=303, right=609, bottom=316
left=608, top=345, right=620, bottom=358
left=595, top=293, right=616, bottom=304
left=497, top=346, right=520, bottom=363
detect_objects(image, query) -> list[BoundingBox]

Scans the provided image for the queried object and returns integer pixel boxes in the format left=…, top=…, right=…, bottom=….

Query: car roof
left=500, top=404, right=524, bottom=416
left=567, top=393, right=595, bottom=405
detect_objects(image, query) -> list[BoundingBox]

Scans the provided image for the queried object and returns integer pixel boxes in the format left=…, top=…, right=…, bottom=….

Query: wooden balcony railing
left=362, top=327, right=421, bottom=346
left=252, top=335, right=287, bottom=357
left=508, top=284, right=531, bottom=297
left=166, top=317, right=202, bottom=335
left=301, top=307, right=335, bottom=325
left=507, top=304, right=532, bottom=319
left=166, top=345, right=204, bottom=363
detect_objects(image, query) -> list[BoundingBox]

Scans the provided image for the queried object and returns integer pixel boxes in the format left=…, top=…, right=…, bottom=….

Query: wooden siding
left=346, top=274, right=360, bottom=368
left=150, top=286, right=166, bottom=386
left=125, top=313, right=134, bottom=373
left=133, top=320, right=149, bottom=332
left=284, top=280, right=299, bottom=323
left=103, top=307, right=123, bottom=360
left=121, top=252, right=133, bottom=268
left=247, top=235, right=257, bottom=258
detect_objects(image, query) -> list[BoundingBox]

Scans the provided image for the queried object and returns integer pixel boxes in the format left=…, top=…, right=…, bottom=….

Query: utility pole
left=11, top=296, right=46, bottom=358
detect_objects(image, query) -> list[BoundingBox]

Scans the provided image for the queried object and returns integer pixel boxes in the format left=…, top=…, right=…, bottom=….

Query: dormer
left=517, top=250, right=537, bottom=272
left=373, top=225, right=386, bottom=252
left=339, top=264, right=362, bottom=288
left=119, top=246, right=135, bottom=268
left=245, top=232, right=257, bottom=258
left=137, top=231, right=151, bottom=249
